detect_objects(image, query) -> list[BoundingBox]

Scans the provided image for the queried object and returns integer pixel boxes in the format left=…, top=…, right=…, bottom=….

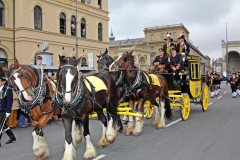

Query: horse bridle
left=97, top=57, right=109, bottom=71
left=58, top=64, right=79, bottom=94
left=113, top=53, right=132, bottom=70
left=9, top=67, right=36, bottom=93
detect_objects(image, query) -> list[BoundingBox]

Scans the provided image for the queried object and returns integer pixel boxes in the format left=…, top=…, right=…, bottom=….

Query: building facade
left=212, top=58, right=223, bottom=75
left=221, top=40, right=240, bottom=76
left=204, top=55, right=211, bottom=73
left=0, top=0, right=108, bottom=71
left=109, top=24, right=208, bottom=74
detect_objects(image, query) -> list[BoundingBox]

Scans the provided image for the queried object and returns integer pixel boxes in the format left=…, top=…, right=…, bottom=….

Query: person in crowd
left=209, top=73, right=216, bottom=98
left=169, top=46, right=183, bottom=85
left=176, top=32, right=190, bottom=69
left=150, top=47, right=170, bottom=73
left=8, top=88, right=19, bottom=129
left=230, top=72, right=237, bottom=98
left=18, top=109, right=27, bottom=128
left=162, top=33, right=175, bottom=57
left=0, top=76, right=16, bottom=144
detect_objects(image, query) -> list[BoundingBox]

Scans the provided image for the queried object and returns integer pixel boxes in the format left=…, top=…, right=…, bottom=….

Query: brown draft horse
left=54, top=56, right=122, bottom=160
left=4, top=58, right=61, bottom=160
left=109, top=51, right=173, bottom=136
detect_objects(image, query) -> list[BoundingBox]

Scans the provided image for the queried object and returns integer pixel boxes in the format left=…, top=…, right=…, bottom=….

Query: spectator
left=8, top=88, right=19, bottom=129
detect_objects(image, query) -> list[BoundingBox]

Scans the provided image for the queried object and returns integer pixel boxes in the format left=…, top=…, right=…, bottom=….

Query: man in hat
left=162, top=33, right=175, bottom=57
left=230, top=72, right=237, bottom=98
left=0, top=76, right=16, bottom=145
left=150, top=47, right=170, bottom=73
left=169, top=46, right=183, bottom=85
left=176, top=32, right=190, bottom=69
left=209, top=73, right=216, bottom=98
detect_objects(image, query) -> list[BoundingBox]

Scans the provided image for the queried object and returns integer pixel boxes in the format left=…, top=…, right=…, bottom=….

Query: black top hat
left=159, top=47, right=164, bottom=52
left=178, top=32, right=185, bottom=39
left=0, top=75, right=6, bottom=81
left=170, top=46, right=176, bottom=52
left=164, top=33, right=173, bottom=42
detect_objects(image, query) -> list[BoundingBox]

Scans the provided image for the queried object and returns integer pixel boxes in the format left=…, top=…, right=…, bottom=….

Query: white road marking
left=93, top=154, right=106, bottom=160
left=209, top=103, right=213, bottom=106
left=224, top=92, right=226, bottom=94
left=217, top=96, right=222, bottom=99
left=166, top=118, right=182, bottom=127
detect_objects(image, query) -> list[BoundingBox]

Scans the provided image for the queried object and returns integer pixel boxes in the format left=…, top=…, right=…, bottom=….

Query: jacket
left=170, top=54, right=183, bottom=69
left=162, top=43, right=175, bottom=56
left=176, top=42, right=190, bottom=56
left=0, top=84, right=13, bottom=113
left=152, top=56, right=170, bottom=69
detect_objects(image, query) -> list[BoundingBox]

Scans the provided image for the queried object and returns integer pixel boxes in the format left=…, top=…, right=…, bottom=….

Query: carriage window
left=161, top=33, right=164, bottom=40
left=98, top=23, right=102, bottom=41
left=71, top=16, right=76, bottom=36
left=0, top=1, right=5, bottom=27
left=150, top=34, right=154, bottom=41
left=191, top=63, right=200, bottom=79
left=81, top=18, right=86, bottom=38
left=60, top=13, right=66, bottom=34
left=34, top=6, right=42, bottom=30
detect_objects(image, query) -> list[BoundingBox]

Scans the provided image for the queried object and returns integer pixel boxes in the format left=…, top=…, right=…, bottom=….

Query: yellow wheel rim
left=144, top=101, right=154, bottom=119
left=181, top=94, right=190, bottom=121
left=202, top=85, right=210, bottom=111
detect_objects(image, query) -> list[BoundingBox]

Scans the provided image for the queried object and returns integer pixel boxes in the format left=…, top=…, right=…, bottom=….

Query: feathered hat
left=159, top=47, right=164, bottom=52
left=178, top=31, right=185, bottom=39
left=170, top=46, right=176, bottom=52
left=164, top=32, right=173, bottom=42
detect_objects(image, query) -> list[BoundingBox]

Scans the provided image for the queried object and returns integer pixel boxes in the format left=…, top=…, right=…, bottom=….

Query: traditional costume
left=162, top=33, right=175, bottom=57
left=230, top=72, right=237, bottom=98
left=176, top=32, right=190, bottom=69
left=151, top=47, right=170, bottom=73
left=209, top=73, right=216, bottom=98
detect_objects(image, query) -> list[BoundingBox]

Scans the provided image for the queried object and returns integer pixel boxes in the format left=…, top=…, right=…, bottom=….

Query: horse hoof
left=83, top=149, right=97, bottom=160
left=97, top=139, right=109, bottom=149
left=133, top=132, right=140, bottom=136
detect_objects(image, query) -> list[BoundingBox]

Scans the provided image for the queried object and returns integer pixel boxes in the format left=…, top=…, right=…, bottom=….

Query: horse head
left=57, top=55, right=81, bottom=103
left=6, top=58, right=38, bottom=101
left=109, top=51, right=134, bottom=71
left=97, top=48, right=115, bottom=72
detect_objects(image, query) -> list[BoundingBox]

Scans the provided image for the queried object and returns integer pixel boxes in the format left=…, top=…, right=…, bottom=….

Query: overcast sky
left=108, top=0, right=240, bottom=60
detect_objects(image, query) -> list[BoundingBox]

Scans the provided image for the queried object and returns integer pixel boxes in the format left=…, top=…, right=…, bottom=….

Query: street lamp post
left=226, top=22, right=228, bottom=75
left=75, top=0, right=78, bottom=58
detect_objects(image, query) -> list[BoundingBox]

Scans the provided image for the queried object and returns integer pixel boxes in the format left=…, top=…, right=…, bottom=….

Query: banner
left=88, top=53, right=93, bottom=68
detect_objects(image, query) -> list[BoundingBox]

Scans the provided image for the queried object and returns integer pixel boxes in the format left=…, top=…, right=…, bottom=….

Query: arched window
left=0, top=1, right=5, bottom=26
left=81, top=57, right=87, bottom=67
left=98, top=23, right=102, bottom=41
left=60, top=13, right=66, bottom=34
left=98, top=0, right=102, bottom=9
left=71, top=16, right=76, bottom=36
left=81, top=18, right=86, bottom=38
left=34, top=6, right=42, bottom=30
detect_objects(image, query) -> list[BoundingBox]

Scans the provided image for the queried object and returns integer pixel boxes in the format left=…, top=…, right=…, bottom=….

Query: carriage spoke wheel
left=144, top=101, right=154, bottom=119
left=201, top=84, right=210, bottom=111
left=181, top=93, right=190, bottom=121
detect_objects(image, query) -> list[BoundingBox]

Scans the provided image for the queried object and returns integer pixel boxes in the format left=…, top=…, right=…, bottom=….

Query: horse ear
left=13, top=58, right=19, bottom=68
left=59, top=55, right=65, bottom=62
left=75, top=56, right=82, bottom=65
left=1, top=67, right=8, bottom=73
left=130, top=51, right=134, bottom=55
left=104, top=48, right=108, bottom=54
left=96, top=55, right=100, bottom=58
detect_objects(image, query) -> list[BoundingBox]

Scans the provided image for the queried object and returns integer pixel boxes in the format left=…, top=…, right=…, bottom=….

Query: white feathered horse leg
left=32, top=130, right=49, bottom=160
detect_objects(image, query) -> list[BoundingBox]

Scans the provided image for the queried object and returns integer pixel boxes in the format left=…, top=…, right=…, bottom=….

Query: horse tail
left=163, top=83, right=173, bottom=121
left=109, top=96, right=123, bottom=132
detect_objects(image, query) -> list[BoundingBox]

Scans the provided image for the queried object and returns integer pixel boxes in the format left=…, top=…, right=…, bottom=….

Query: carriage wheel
left=201, top=84, right=210, bottom=111
left=181, top=93, right=191, bottom=121
left=144, top=101, right=154, bottom=119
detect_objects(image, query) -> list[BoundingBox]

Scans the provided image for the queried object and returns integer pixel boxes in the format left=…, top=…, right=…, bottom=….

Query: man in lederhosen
left=162, top=33, right=175, bottom=57
left=169, top=46, right=183, bottom=86
left=176, top=32, right=190, bottom=70
left=0, top=76, right=16, bottom=146
left=150, top=47, right=170, bottom=73
left=230, top=72, right=237, bottom=98
left=209, top=73, right=215, bottom=98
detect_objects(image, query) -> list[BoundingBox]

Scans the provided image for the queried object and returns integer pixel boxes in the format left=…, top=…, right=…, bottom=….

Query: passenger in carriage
left=176, top=32, right=190, bottom=70
left=151, top=47, right=170, bottom=73
left=169, top=46, right=183, bottom=86
left=162, top=33, right=175, bottom=57
left=230, top=72, right=237, bottom=98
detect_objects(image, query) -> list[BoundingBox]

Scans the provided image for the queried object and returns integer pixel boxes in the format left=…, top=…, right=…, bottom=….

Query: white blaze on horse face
left=13, top=73, right=33, bottom=101
left=65, top=69, right=74, bottom=102
left=109, top=55, right=122, bottom=71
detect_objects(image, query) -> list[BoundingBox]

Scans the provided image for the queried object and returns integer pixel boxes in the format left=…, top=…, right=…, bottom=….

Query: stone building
left=0, top=0, right=108, bottom=72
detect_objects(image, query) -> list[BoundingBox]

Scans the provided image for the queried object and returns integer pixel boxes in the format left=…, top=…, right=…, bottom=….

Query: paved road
left=1, top=82, right=240, bottom=160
